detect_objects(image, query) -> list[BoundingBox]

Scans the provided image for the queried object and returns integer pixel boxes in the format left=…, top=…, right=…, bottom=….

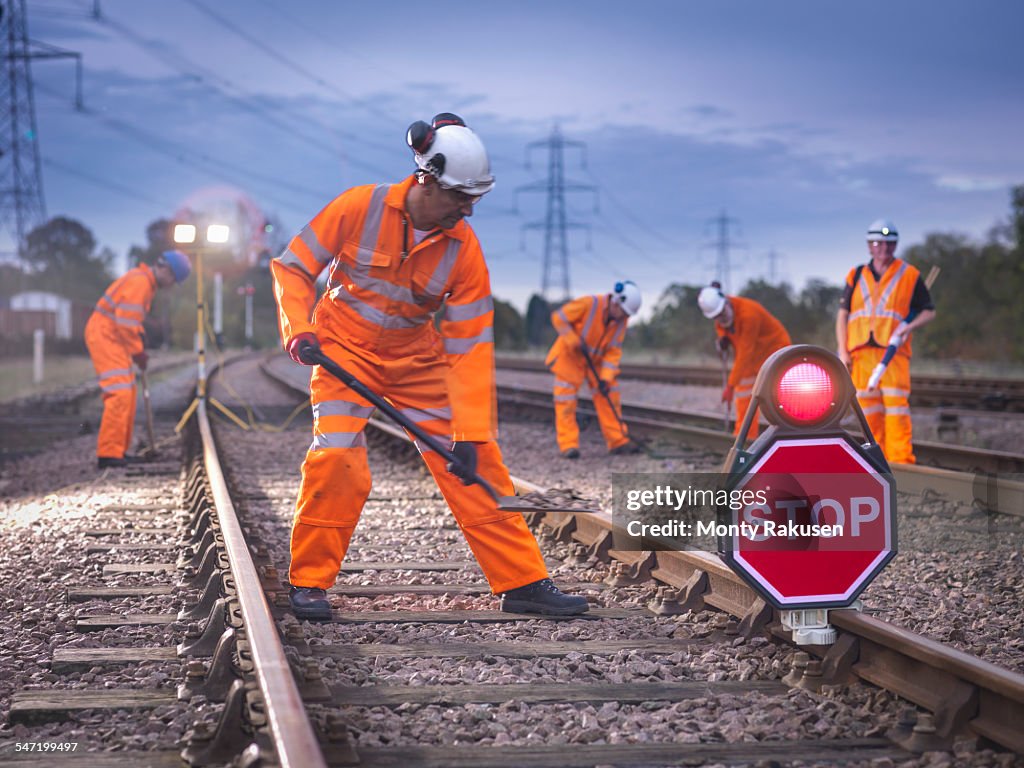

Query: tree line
left=3, top=186, right=1020, bottom=361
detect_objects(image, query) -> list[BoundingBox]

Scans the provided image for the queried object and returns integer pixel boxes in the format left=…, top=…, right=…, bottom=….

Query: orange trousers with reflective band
left=85, top=320, right=137, bottom=459
left=852, top=348, right=915, bottom=464
left=290, top=338, right=549, bottom=594
left=552, top=368, right=628, bottom=452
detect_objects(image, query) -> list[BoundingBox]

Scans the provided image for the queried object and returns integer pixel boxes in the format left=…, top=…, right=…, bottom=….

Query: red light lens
left=776, top=362, right=834, bottom=423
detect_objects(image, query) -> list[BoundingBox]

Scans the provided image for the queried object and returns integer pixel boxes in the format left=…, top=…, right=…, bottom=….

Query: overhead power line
left=35, top=80, right=325, bottom=216
left=94, top=11, right=395, bottom=178
left=180, top=0, right=400, bottom=128
left=43, top=155, right=174, bottom=208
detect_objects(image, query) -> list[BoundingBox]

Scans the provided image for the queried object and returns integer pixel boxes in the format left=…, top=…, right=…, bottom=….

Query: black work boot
left=289, top=586, right=332, bottom=621
left=500, top=578, right=589, bottom=616
left=97, top=456, right=127, bottom=469
left=610, top=442, right=643, bottom=456
left=561, top=448, right=580, bottom=460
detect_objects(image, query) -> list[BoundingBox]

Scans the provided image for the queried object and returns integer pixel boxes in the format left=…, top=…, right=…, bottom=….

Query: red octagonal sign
left=720, top=436, right=897, bottom=609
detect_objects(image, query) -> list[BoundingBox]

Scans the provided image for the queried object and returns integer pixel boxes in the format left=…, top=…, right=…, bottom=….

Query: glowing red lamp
left=775, top=361, right=834, bottom=423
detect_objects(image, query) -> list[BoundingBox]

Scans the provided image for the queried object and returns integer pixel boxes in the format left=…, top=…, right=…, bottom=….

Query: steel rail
left=496, top=356, right=1024, bottom=411
left=497, top=382, right=1024, bottom=516
left=194, top=397, right=327, bottom=768
left=262, top=353, right=1024, bottom=752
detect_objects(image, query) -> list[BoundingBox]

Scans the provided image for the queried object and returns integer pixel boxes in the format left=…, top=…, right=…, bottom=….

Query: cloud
left=934, top=175, right=1011, bottom=193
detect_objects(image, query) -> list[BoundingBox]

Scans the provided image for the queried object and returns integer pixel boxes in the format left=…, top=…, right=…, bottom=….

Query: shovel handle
left=298, top=343, right=501, bottom=502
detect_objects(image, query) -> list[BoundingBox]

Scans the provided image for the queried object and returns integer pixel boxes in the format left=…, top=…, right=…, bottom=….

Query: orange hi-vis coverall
left=715, top=296, right=791, bottom=439
left=844, top=258, right=922, bottom=464
left=271, top=175, right=548, bottom=594
left=545, top=294, right=629, bottom=452
left=84, top=264, right=156, bottom=459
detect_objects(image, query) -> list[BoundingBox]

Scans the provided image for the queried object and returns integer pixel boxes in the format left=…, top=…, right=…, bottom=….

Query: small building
left=0, top=291, right=92, bottom=340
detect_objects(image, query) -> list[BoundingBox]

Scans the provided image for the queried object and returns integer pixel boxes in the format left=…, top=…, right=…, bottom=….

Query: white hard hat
left=867, top=219, right=899, bottom=242
left=697, top=285, right=727, bottom=318
left=612, top=280, right=642, bottom=316
left=407, top=113, right=494, bottom=196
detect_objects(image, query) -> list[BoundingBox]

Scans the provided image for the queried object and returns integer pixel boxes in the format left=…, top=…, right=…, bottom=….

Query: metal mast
left=518, top=125, right=595, bottom=301
left=0, top=0, right=82, bottom=257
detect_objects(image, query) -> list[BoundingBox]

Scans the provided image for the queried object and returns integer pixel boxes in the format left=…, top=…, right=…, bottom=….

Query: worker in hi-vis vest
left=271, top=113, right=589, bottom=620
left=697, top=285, right=791, bottom=439
left=836, top=219, right=935, bottom=464
left=85, top=250, right=191, bottom=469
left=545, top=281, right=642, bottom=459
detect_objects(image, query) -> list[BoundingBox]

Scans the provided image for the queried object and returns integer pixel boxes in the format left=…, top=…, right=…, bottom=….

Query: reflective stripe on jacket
left=270, top=175, right=498, bottom=441
left=545, top=294, right=627, bottom=383
left=86, top=264, right=157, bottom=355
left=715, top=296, right=791, bottom=389
left=845, top=258, right=920, bottom=356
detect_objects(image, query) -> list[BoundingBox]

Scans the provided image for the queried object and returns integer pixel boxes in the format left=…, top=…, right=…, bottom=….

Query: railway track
left=496, top=356, right=1024, bottom=413
left=496, top=380, right=1024, bottom=519
left=2, top=351, right=1021, bottom=767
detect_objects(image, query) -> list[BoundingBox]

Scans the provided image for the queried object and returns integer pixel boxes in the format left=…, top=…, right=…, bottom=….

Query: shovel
left=299, top=344, right=598, bottom=514
left=139, top=370, right=158, bottom=460
left=718, top=345, right=732, bottom=432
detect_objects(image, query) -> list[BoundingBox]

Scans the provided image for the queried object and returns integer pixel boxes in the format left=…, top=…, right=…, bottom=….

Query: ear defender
left=431, top=112, right=465, bottom=129
left=406, top=120, right=434, bottom=154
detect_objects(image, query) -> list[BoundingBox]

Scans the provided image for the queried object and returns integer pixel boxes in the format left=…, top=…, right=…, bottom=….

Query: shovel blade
left=496, top=495, right=601, bottom=515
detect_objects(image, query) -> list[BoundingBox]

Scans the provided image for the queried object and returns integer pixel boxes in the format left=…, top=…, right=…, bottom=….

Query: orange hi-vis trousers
left=85, top=318, right=137, bottom=459
left=552, top=368, right=628, bottom=452
left=290, top=337, right=549, bottom=594
left=851, top=347, right=915, bottom=464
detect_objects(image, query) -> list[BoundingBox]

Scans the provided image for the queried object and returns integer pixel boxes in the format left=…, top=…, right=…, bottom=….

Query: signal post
left=719, top=345, right=897, bottom=645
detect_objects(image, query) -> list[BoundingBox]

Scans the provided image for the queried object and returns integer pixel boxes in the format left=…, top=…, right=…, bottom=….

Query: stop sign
left=720, top=435, right=897, bottom=609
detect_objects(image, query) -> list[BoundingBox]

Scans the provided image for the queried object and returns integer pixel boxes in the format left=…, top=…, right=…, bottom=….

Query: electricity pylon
left=517, top=125, right=596, bottom=301
left=0, top=0, right=82, bottom=257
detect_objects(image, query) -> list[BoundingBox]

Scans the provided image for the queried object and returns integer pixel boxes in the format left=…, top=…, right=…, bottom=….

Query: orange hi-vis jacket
left=545, top=294, right=627, bottom=384
left=86, top=263, right=157, bottom=356
left=844, top=258, right=921, bottom=357
left=715, top=296, right=791, bottom=390
left=271, top=175, right=498, bottom=441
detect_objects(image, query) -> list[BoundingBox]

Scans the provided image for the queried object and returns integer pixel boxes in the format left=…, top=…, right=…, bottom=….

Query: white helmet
left=612, top=280, right=642, bottom=316
left=697, top=285, right=727, bottom=318
left=406, top=112, right=494, bottom=196
left=866, top=219, right=899, bottom=242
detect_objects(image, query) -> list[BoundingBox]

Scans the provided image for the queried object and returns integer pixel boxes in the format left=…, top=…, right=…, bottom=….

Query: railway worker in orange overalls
left=84, top=250, right=191, bottom=469
left=836, top=219, right=935, bottom=464
left=697, top=285, right=791, bottom=439
left=271, top=113, right=589, bottom=620
left=545, top=281, right=643, bottom=459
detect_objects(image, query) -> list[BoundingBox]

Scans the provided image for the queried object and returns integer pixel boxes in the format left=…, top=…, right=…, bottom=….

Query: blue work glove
left=597, top=379, right=611, bottom=397
left=447, top=441, right=479, bottom=486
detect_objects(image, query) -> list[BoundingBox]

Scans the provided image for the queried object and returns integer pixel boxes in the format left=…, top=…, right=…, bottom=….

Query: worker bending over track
left=836, top=219, right=935, bottom=464
left=85, top=250, right=191, bottom=469
left=545, top=282, right=643, bottom=458
left=271, top=113, right=588, bottom=620
left=697, top=285, right=791, bottom=440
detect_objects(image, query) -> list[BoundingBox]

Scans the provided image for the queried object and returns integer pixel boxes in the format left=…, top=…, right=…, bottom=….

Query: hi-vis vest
left=545, top=294, right=626, bottom=384
left=270, top=175, right=497, bottom=441
left=845, top=258, right=920, bottom=355
left=87, top=264, right=156, bottom=355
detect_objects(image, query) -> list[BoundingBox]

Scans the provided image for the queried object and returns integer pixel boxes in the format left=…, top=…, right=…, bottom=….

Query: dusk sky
left=25, top=0, right=1024, bottom=314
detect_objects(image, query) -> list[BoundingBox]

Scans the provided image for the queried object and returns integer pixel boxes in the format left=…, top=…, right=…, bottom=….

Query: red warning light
left=776, top=362, right=834, bottom=423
